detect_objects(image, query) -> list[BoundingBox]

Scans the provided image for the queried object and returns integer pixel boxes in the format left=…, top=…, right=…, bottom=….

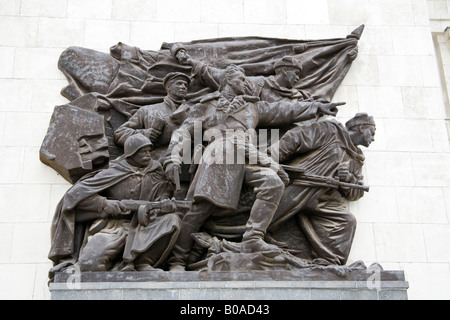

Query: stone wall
left=0, top=0, right=449, bottom=300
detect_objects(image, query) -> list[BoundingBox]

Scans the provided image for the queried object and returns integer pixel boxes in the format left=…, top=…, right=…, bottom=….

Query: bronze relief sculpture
left=42, top=25, right=377, bottom=279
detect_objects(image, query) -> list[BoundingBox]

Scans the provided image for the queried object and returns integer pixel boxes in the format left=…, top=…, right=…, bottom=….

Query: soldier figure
left=164, top=62, right=344, bottom=271
left=114, top=72, right=192, bottom=159
left=269, top=113, right=376, bottom=265
left=48, top=134, right=181, bottom=274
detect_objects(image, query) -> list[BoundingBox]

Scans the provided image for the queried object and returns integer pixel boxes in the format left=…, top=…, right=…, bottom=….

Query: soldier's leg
left=300, top=195, right=357, bottom=265
left=241, top=165, right=285, bottom=253
left=78, top=225, right=128, bottom=271
left=133, top=214, right=182, bottom=271
left=168, top=201, right=216, bottom=271
left=133, top=233, right=172, bottom=271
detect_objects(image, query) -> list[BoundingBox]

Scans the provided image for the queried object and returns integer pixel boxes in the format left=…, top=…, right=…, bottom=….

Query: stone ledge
left=49, top=270, right=408, bottom=300
left=49, top=281, right=408, bottom=300
left=52, top=268, right=406, bottom=283
left=50, top=280, right=409, bottom=290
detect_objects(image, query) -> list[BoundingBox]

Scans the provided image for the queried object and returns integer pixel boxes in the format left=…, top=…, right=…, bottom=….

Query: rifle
left=281, top=164, right=369, bottom=192
left=120, top=199, right=192, bottom=211
left=75, top=199, right=192, bottom=226
left=75, top=211, right=131, bottom=223
left=121, top=199, right=192, bottom=226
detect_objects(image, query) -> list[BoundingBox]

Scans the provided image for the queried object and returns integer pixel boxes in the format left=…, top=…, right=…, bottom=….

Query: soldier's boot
left=135, top=258, right=162, bottom=271
left=241, top=199, right=282, bottom=254
left=167, top=222, right=198, bottom=271
left=134, top=253, right=162, bottom=271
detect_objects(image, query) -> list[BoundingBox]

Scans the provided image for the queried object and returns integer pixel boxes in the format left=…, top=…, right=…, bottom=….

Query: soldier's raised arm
left=257, top=99, right=344, bottom=128
left=170, top=43, right=224, bottom=91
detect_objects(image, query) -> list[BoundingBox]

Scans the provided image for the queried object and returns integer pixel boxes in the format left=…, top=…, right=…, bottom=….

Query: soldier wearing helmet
left=49, top=134, right=181, bottom=275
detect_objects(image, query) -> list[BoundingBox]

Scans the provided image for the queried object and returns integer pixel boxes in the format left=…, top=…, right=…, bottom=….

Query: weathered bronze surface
left=43, top=26, right=380, bottom=279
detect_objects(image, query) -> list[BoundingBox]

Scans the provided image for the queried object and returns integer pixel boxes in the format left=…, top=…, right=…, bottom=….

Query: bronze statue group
left=47, top=30, right=376, bottom=278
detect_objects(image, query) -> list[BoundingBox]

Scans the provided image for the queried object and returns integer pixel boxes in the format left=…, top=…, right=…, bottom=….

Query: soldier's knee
left=256, top=174, right=285, bottom=203
left=271, top=175, right=285, bottom=194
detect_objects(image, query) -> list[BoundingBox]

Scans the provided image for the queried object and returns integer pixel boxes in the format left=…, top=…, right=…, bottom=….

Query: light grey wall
left=0, top=0, right=449, bottom=300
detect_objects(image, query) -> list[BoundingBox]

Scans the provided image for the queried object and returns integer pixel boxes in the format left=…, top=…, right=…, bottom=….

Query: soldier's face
left=285, top=68, right=300, bottom=88
left=360, top=125, right=376, bottom=147
left=167, top=79, right=188, bottom=99
left=229, top=72, right=247, bottom=95
left=176, top=50, right=189, bottom=64
left=278, top=67, right=300, bottom=88
left=129, top=146, right=152, bottom=167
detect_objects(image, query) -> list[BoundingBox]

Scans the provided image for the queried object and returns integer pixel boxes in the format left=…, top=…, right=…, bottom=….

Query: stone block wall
left=0, top=0, right=449, bottom=299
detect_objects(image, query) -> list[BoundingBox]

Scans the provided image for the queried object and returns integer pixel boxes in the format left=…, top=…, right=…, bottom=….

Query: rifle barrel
left=281, top=165, right=369, bottom=192
left=120, top=199, right=192, bottom=210
left=337, top=181, right=370, bottom=192
left=292, top=174, right=369, bottom=192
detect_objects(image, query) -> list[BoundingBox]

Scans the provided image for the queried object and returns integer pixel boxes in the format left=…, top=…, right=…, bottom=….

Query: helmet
left=123, top=134, right=152, bottom=158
